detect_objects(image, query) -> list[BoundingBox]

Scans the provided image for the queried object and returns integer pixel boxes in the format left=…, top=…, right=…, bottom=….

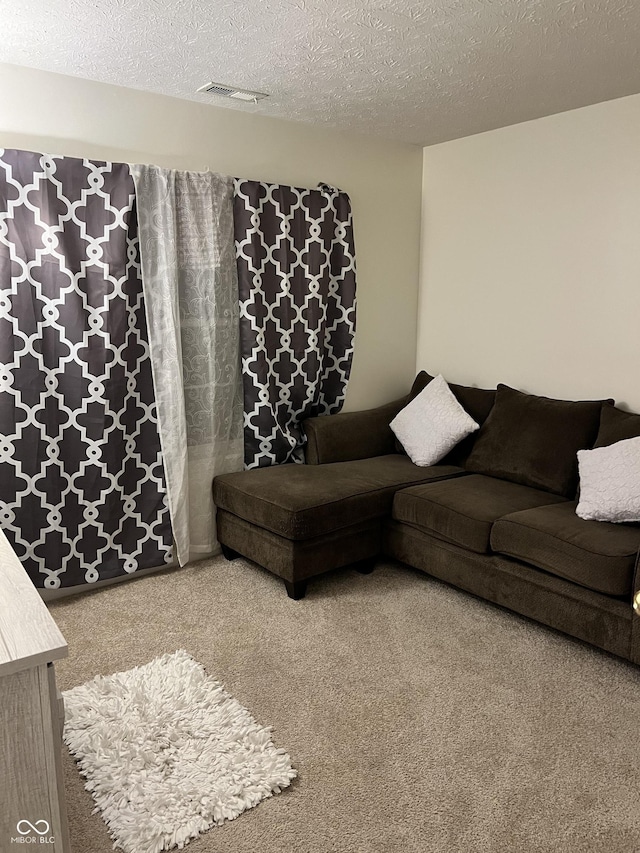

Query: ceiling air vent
left=197, top=82, right=269, bottom=102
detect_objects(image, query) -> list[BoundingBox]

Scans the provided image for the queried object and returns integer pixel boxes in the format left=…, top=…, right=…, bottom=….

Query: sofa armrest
left=303, top=397, right=407, bottom=465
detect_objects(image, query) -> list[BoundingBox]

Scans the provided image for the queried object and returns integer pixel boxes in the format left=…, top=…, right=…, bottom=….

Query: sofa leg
left=284, top=579, right=307, bottom=600
left=221, top=544, right=240, bottom=561
left=354, top=557, right=376, bottom=575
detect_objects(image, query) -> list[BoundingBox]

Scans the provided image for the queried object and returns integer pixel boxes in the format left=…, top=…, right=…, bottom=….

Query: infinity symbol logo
left=16, top=820, right=50, bottom=835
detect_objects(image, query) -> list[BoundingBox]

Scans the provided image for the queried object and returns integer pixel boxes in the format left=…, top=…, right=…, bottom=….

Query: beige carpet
left=49, top=557, right=640, bottom=853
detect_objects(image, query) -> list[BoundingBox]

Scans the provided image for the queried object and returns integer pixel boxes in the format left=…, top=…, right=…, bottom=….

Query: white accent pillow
left=576, top=437, right=640, bottom=523
left=390, top=374, right=479, bottom=467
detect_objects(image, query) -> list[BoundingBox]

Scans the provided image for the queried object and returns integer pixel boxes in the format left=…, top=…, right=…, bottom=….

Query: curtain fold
left=132, top=167, right=243, bottom=565
left=233, top=180, right=357, bottom=468
left=0, top=149, right=173, bottom=589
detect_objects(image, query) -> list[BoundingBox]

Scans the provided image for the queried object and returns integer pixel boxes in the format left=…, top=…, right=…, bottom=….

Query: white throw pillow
left=576, top=437, right=640, bottom=523
left=390, top=374, right=479, bottom=467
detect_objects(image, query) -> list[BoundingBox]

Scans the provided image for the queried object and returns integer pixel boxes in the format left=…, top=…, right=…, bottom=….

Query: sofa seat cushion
left=392, top=474, right=567, bottom=554
left=213, top=455, right=466, bottom=541
left=491, top=502, right=640, bottom=596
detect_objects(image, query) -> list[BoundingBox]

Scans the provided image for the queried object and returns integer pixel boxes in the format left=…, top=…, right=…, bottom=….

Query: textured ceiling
left=3, top=0, right=640, bottom=146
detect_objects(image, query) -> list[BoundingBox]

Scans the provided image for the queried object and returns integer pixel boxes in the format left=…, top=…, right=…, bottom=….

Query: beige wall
left=418, top=93, right=640, bottom=411
left=0, top=62, right=423, bottom=410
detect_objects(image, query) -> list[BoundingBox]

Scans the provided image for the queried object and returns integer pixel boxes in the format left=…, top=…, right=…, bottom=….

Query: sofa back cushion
left=400, top=371, right=496, bottom=465
left=594, top=404, right=640, bottom=448
left=465, top=384, right=609, bottom=497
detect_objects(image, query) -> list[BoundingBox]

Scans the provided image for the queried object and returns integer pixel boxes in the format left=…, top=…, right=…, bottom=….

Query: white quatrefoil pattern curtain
left=0, top=148, right=357, bottom=589
left=0, top=149, right=173, bottom=588
left=233, top=180, right=357, bottom=468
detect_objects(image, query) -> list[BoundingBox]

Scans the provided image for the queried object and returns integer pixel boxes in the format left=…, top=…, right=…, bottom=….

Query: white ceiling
left=3, top=0, right=640, bottom=146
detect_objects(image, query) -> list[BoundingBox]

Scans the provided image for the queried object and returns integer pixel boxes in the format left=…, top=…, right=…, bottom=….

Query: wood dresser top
left=0, top=527, right=67, bottom=677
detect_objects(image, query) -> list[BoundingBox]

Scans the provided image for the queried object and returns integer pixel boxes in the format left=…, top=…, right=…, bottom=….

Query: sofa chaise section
left=214, top=410, right=468, bottom=598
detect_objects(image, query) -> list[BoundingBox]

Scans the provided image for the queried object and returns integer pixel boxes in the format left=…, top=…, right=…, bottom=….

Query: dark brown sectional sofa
left=213, top=372, right=640, bottom=664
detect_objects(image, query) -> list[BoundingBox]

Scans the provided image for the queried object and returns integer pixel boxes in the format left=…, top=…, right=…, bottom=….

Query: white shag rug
left=63, top=650, right=297, bottom=853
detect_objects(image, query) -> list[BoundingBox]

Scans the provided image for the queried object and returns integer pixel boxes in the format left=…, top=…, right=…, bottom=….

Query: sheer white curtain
left=132, top=167, right=243, bottom=565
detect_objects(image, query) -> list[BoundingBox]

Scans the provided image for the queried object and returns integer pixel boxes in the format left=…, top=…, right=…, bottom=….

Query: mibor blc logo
left=10, top=820, right=55, bottom=845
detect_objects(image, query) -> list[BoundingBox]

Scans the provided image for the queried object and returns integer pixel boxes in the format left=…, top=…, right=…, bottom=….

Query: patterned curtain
left=132, top=167, right=244, bottom=565
left=234, top=181, right=357, bottom=468
left=0, top=149, right=173, bottom=589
